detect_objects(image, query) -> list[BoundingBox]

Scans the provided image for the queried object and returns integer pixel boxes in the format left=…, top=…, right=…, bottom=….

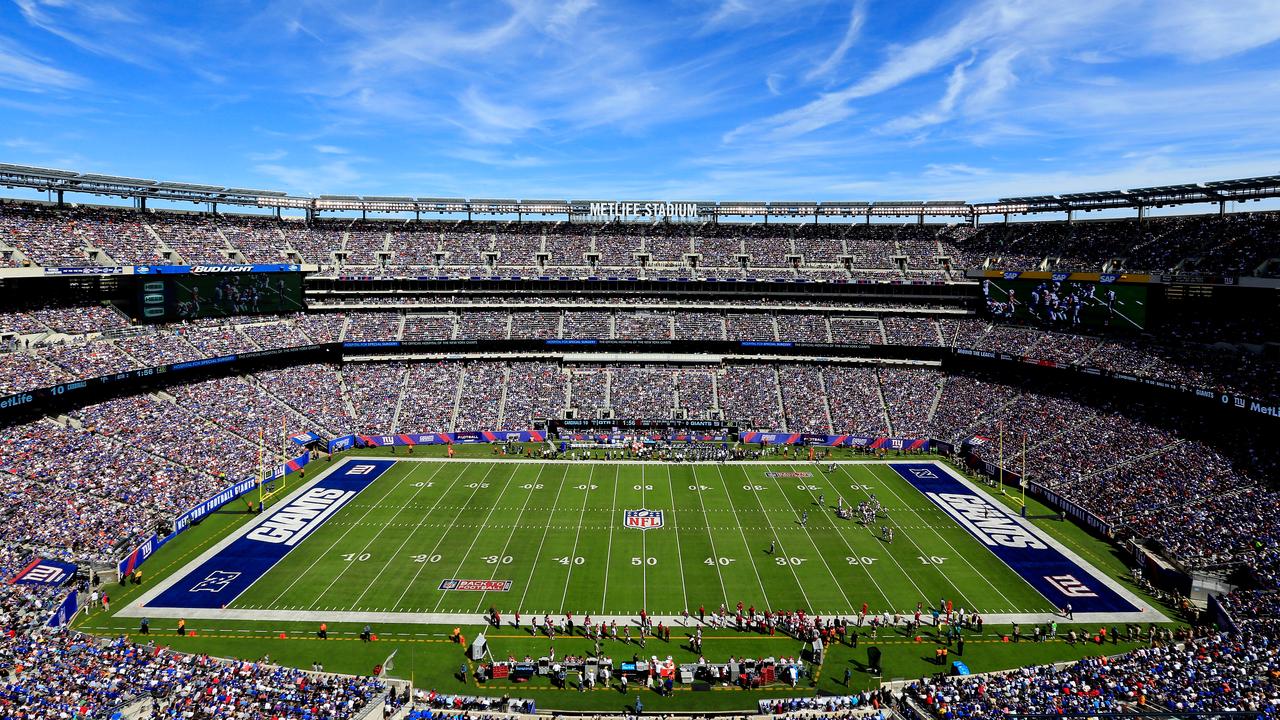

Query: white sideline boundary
left=116, top=458, right=1167, bottom=627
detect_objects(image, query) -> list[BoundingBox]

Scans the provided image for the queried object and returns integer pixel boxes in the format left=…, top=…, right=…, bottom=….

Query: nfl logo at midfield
left=624, top=509, right=664, bottom=530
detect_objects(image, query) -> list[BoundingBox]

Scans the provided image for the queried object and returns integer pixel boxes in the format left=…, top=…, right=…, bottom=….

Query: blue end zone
left=889, top=463, right=1138, bottom=614
left=146, top=459, right=394, bottom=609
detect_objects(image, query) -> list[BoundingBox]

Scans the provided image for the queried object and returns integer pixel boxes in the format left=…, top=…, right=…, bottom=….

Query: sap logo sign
left=910, top=468, right=938, bottom=479
left=247, top=487, right=356, bottom=546
left=192, top=571, right=241, bottom=593
left=1045, top=574, right=1098, bottom=598
left=346, top=463, right=378, bottom=476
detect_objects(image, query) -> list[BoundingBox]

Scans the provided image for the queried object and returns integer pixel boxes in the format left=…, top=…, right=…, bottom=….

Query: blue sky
left=2, top=0, right=1280, bottom=203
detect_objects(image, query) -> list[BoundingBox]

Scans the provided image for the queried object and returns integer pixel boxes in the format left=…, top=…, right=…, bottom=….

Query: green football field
left=229, top=460, right=1054, bottom=617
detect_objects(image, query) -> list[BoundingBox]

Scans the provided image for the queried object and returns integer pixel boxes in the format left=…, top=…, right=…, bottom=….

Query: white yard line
left=471, top=464, right=549, bottom=613
left=558, top=464, right=597, bottom=611
left=689, top=466, right=731, bottom=609
left=752, top=466, right=855, bottom=614
left=327, top=461, right=455, bottom=610
left=835, top=465, right=981, bottom=610
left=730, top=465, right=816, bottom=611
left=712, top=464, right=773, bottom=608
left=663, top=465, right=690, bottom=613
left=264, top=461, right=427, bottom=608
left=814, top=467, right=930, bottom=608
left=863, top=464, right=1019, bottom=612
left=640, top=464, right=648, bottom=610
left=388, top=463, right=505, bottom=610
left=430, top=463, right=526, bottom=612
left=598, top=466, right=621, bottom=613
left=509, top=464, right=573, bottom=613
left=788, top=468, right=901, bottom=607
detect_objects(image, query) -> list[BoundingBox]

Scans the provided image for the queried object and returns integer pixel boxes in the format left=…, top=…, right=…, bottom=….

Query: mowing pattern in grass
left=230, top=460, right=1055, bottom=617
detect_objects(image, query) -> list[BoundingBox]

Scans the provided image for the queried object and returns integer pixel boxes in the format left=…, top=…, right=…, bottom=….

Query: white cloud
left=314, top=145, right=349, bottom=155
left=254, top=159, right=364, bottom=195
left=1145, top=0, right=1280, bottom=61
left=14, top=0, right=201, bottom=68
left=0, top=36, right=84, bottom=91
left=804, top=0, right=867, bottom=82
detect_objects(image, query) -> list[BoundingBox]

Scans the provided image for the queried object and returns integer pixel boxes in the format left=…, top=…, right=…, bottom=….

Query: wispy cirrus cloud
left=1, top=0, right=1278, bottom=204
left=0, top=35, right=83, bottom=91
left=804, top=0, right=867, bottom=82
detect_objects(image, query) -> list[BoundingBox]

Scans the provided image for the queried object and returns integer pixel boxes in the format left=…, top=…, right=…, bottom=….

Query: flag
left=379, top=649, right=398, bottom=677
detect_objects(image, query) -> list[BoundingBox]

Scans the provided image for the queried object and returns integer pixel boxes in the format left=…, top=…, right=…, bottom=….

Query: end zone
left=889, top=461, right=1166, bottom=624
left=123, top=458, right=394, bottom=612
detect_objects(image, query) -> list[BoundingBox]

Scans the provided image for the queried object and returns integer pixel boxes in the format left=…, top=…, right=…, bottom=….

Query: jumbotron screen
left=982, top=277, right=1148, bottom=331
left=134, top=271, right=305, bottom=322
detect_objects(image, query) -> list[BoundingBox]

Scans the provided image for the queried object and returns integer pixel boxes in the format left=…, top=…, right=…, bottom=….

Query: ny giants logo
left=21, top=564, right=69, bottom=585
left=191, top=570, right=241, bottom=593
left=1045, top=574, right=1098, bottom=598
left=624, top=509, right=664, bottom=530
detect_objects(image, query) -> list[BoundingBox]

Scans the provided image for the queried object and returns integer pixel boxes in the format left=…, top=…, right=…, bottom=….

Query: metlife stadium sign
left=584, top=202, right=700, bottom=220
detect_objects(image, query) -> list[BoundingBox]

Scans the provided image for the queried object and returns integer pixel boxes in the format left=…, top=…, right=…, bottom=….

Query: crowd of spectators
left=609, top=367, right=676, bottom=419
left=217, top=215, right=288, bottom=264
left=346, top=312, right=403, bottom=342
left=0, top=629, right=387, bottom=719
left=726, top=313, right=777, bottom=341
left=501, top=361, right=565, bottom=427
left=403, top=314, right=457, bottom=341
left=717, top=365, right=784, bottom=430
left=776, top=365, right=830, bottom=433
left=902, top=630, right=1280, bottom=717
left=454, top=362, right=506, bottom=429
left=344, top=362, right=405, bottom=434
left=457, top=311, right=510, bottom=340
left=397, top=361, right=463, bottom=432
left=151, top=214, right=231, bottom=265
left=823, top=366, right=889, bottom=437
left=3, top=202, right=1279, bottom=276
left=509, top=310, right=560, bottom=340
left=878, top=368, right=940, bottom=437
left=615, top=312, right=672, bottom=340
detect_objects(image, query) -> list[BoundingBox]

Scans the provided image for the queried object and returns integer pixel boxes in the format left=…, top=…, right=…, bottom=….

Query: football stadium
left=0, top=2, right=1278, bottom=718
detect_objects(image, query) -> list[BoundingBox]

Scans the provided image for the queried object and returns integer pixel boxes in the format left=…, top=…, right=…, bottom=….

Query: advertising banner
left=10, top=558, right=77, bottom=586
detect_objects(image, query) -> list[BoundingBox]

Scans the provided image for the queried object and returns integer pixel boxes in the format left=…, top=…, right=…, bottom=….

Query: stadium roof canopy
left=2, top=162, right=1278, bottom=220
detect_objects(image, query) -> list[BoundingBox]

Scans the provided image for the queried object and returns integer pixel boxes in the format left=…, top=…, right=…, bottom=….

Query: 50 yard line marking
left=431, top=462, right=526, bottom=612
left=640, top=464, right=648, bottom=610
left=557, top=464, right=597, bottom=611
left=512, top=464, right=572, bottom=612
